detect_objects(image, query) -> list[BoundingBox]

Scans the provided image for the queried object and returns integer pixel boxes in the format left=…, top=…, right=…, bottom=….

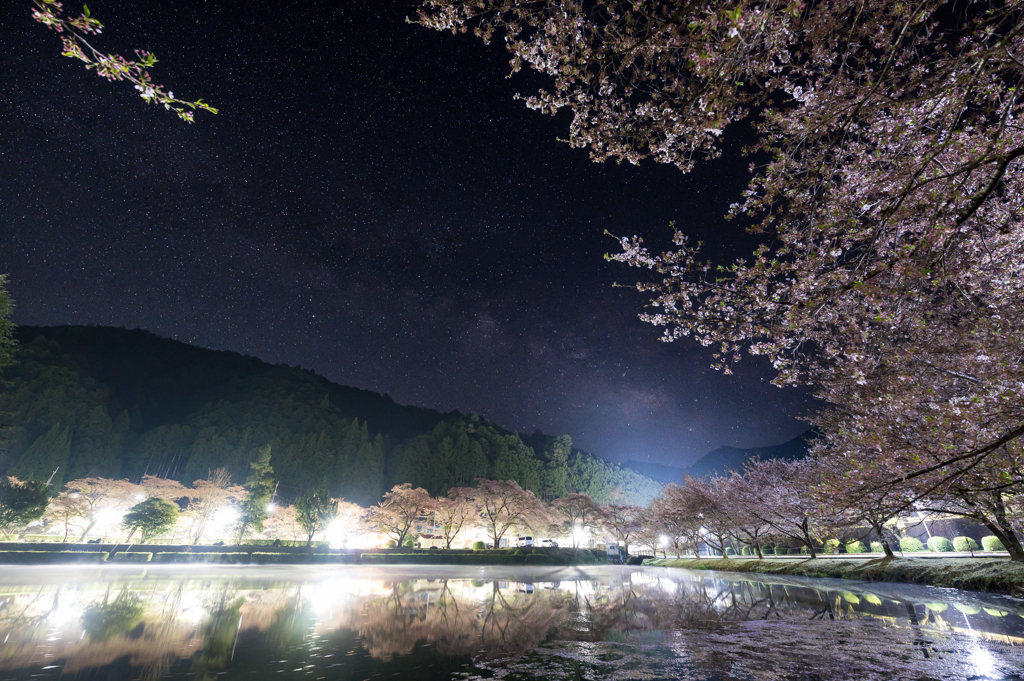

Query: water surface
left=0, top=564, right=1021, bottom=680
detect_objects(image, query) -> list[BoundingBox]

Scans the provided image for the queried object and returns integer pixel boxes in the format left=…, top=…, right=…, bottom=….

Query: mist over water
left=0, top=565, right=1021, bottom=680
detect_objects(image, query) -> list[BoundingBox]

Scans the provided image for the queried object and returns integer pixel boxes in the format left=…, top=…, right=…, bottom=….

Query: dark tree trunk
left=871, top=520, right=895, bottom=558
left=800, top=518, right=817, bottom=559
left=988, top=494, right=1024, bottom=562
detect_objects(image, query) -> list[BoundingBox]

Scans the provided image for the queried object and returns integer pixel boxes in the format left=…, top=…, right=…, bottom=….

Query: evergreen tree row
left=0, top=327, right=660, bottom=506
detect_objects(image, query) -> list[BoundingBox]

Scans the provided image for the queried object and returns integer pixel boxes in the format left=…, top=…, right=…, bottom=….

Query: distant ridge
left=624, top=430, right=814, bottom=483
left=1, top=325, right=661, bottom=505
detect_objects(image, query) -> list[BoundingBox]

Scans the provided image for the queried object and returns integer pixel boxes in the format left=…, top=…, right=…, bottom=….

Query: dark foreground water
left=0, top=565, right=1021, bottom=680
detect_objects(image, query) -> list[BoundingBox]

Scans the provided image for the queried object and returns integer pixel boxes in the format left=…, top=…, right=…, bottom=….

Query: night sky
left=0, top=0, right=813, bottom=467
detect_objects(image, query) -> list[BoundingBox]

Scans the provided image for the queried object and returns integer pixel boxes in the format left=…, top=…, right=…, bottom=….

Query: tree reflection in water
left=0, top=567, right=1019, bottom=680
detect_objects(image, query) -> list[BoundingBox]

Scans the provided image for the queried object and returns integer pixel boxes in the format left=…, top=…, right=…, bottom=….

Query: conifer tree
left=12, top=423, right=71, bottom=489
left=236, top=444, right=275, bottom=543
left=294, top=480, right=336, bottom=547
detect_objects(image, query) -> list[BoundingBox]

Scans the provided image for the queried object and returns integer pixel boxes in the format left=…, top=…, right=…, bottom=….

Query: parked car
left=514, top=536, right=534, bottom=547
left=539, top=538, right=559, bottom=548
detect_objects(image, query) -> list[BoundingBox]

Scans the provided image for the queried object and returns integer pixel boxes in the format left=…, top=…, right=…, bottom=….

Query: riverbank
left=0, top=544, right=607, bottom=567
left=644, top=556, right=1024, bottom=597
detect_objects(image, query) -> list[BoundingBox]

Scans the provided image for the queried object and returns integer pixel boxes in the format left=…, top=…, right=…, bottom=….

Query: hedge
left=151, top=551, right=357, bottom=564
left=981, top=536, right=1006, bottom=552
left=0, top=551, right=107, bottom=564
left=927, top=537, right=954, bottom=553
left=359, top=551, right=601, bottom=566
left=953, top=536, right=979, bottom=552
left=899, top=537, right=925, bottom=552
left=472, top=541, right=486, bottom=550
left=110, top=551, right=153, bottom=563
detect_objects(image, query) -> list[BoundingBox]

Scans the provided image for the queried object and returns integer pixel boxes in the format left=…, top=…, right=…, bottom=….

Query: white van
left=514, top=536, right=534, bottom=547
left=414, top=535, right=446, bottom=550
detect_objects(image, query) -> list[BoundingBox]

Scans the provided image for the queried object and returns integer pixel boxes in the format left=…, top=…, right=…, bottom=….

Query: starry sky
left=0, top=0, right=813, bottom=467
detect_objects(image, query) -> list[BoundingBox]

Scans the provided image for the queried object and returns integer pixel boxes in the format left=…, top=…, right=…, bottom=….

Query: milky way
left=0, top=0, right=814, bottom=466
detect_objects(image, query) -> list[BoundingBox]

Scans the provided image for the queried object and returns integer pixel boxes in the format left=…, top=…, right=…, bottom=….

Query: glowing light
left=95, top=507, right=122, bottom=527
left=48, top=604, right=81, bottom=626
left=266, top=503, right=276, bottom=513
left=134, top=494, right=146, bottom=501
left=324, top=518, right=350, bottom=548
left=658, top=535, right=669, bottom=548
left=210, top=507, right=240, bottom=528
left=69, top=493, right=80, bottom=499
left=970, top=646, right=998, bottom=678
left=571, top=525, right=588, bottom=546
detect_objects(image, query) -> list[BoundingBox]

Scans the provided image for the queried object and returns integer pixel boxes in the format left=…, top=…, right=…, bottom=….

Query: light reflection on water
left=0, top=565, right=1020, bottom=680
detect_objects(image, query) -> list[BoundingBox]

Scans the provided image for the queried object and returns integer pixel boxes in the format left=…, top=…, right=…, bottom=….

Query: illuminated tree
left=731, top=459, right=824, bottom=558
left=366, top=483, right=434, bottom=548
left=418, top=0, right=1024, bottom=493
left=30, top=0, right=216, bottom=122
left=65, top=477, right=143, bottom=541
left=44, top=490, right=89, bottom=542
left=0, top=477, right=49, bottom=538
left=434, top=487, right=477, bottom=549
left=182, top=469, right=245, bottom=544
left=294, top=480, right=337, bottom=546
left=236, top=444, right=275, bottom=543
left=471, top=478, right=546, bottom=549
left=598, top=504, right=643, bottom=555
left=648, top=488, right=704, bottom=559
left=122, top=497, right=179, bottom=543
left=551, top=493, right=600, bottom=548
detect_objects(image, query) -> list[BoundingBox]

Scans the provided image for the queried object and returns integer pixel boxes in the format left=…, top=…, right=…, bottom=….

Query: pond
left=0, top=564, right=1021, bottom=680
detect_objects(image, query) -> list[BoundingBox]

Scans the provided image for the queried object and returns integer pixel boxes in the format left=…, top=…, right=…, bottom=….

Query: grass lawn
left=644, top=556, right=1024, bottom=597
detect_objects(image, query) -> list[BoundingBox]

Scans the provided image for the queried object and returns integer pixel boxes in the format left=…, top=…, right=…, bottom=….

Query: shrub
left=825, top=539, right=841, bottom=553
left=111, top=551, right=153, bottom=563
left=870, top=542, right=883, bottom=553
left=386, top=540, right=397, bottom=548
left=0, top=551, right=106, bottom=564
left=981, top=536, right=1006, bottom=552
left=741, top=546, right=752, bottom=556
left=759, top=546, right=773, bottom=555
left=844, top=540, right=865, bottom=554
left=725, top=547, right=736, bottom=556
left=403, top=537, right=415, bottom=548
left=472, top=541, right=486, bottom=550
left=926, top=537, right=953, bottom=553
left=899, top=537, right=925, bottom=552
left=953, top=536, right=979, bottom=552
left=800, top=546, right=809, bottom=555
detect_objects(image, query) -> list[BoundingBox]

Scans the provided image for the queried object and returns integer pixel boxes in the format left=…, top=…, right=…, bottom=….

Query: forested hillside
left=0, top=326, right=660, bottom=506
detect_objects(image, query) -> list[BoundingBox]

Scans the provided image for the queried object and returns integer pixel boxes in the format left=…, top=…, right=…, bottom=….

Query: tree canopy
left=0, top=326, right=660, bottom=506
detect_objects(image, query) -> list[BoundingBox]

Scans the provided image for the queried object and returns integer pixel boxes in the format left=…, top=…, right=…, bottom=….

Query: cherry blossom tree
left=712, top=474, right=774, bottom=559
left=180, top=469, right=245, bottom=545
left=31, top=0, right=216, bottom=122
left=65, top=477, right=143, bottom=541
left=417, top=0, right=1024, bottom=499
left=649, top=486, right=706, bottom=559
left=434, top=487, right=477, bottom=549
left=43, top=491, right=88, bottom=542
left=598, top=504, right=643, bottom=555
left=731, top=459, right=824, bottom=558
left=551, top=493, right=600, bottom=548
left=366, top=483, right=434, bottom=547
left=471, top=479, right=546, bottom=549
